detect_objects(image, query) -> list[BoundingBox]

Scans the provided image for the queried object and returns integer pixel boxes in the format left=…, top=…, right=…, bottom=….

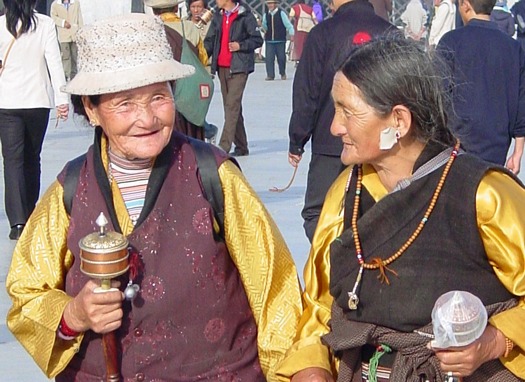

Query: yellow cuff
left=489, top=309, right=525, bottom=378
left=275, top=339, right=333, bottom=381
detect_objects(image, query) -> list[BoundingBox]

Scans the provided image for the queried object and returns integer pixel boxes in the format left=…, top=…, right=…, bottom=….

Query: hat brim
left=62, top=60, right=195, bottom=95
left=144, top=0, right=185, bottom=8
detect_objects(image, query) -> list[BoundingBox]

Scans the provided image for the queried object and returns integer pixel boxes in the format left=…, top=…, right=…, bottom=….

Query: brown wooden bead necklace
left=347, top=141, right=461, bottom=310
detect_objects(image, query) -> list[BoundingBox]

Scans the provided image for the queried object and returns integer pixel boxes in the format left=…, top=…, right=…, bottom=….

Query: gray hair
left=338, top=36, right=456, bottom=146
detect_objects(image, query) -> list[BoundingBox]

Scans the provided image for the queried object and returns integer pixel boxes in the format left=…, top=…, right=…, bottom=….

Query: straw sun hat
left=62, top=13, right=195, bottom=96
left=143, top=0, right=186, bottom=7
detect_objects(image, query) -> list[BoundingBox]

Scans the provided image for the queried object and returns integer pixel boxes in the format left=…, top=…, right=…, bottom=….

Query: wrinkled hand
left=288, top=152, right=302, bottom=167
left=228, top=42, right=240, bottom=52
left=291, top=367, right=334, bottom=382
left=431, top=325, right=506, bottom=378
left=56, top=104, right=69, bottom=121
left=64, top=279, right=124, bottom=334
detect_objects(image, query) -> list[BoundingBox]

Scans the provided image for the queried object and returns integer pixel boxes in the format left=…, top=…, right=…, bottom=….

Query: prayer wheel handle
left=79, top=213, right=129, bottom=382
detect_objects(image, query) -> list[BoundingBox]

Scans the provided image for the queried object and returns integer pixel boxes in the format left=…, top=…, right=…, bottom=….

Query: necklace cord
left=351, top=141, right=461, bottom=281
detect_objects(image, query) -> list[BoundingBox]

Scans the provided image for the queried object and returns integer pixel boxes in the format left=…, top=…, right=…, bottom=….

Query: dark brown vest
left=56, top=131, right=264, bottom=381
left=330, top=146, right=516, bottom=332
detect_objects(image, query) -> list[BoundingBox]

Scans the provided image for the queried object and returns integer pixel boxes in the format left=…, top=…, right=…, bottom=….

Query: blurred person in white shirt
left=401, top=0, right=428, bottom=43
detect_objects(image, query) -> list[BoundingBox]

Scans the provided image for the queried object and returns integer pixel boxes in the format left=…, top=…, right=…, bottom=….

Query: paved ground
left=1, top=61, right=525, bottom=381
left=0, top=62, right=312, bottom=381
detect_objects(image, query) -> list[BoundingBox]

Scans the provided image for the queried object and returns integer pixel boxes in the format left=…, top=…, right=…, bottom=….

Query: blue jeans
left=265, top=41, right=286, bottom=79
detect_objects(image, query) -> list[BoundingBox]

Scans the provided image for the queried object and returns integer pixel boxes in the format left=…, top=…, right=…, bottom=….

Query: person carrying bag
left=174, top=17, right=214, bottom=127
left=296, top=4, right=317, bottom=32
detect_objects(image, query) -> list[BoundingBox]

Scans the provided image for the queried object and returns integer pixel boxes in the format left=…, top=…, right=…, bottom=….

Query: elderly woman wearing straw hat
left=6, top=13, right=302, bottom=381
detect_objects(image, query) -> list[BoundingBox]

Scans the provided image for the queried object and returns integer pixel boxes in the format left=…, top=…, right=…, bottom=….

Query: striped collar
left=224, top=3, right=240, bottom=17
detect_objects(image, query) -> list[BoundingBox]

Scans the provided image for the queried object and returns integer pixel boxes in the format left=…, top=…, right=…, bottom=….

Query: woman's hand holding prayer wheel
left=63, top=280, right=124, bottom=334
left=432, top=325, right=508, bottom=378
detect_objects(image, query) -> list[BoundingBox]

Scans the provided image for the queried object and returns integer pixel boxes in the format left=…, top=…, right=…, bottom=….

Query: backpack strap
left=62, top=141, right=230, bottom=242
left=63, top=153, right=87, bottom=216
left=188, top=138, right=227, bottom=241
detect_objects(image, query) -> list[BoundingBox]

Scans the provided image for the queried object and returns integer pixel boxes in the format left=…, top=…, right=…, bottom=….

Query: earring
left=379, top=127, right=399, bottom=150
left=89, top=120, right=97, bottom=127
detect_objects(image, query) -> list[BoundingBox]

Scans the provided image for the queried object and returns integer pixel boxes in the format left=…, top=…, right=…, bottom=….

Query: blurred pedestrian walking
left=0, top=0, right=69, bottom=240
left=437, top=0, right=525, bottom=172
left=289, top=0, right=317, bottom=64
left=401, top=0, right=428, bottom=43
left=428, top=0, right=455, bottom=49
left=204, top=0, right=262, bottom=156
left=50, top=0, right=83, bottom=81
left=261, top=0, right=294, bottom=81
left=490, top=0, right=515, bottom=36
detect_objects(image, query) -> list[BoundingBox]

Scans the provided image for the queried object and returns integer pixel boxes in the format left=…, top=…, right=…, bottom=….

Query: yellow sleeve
left=275, top=167, right=350, bottom=380
left=219, top=161, right=303, bottom=381
left=477, top=170, right=525, bottom=378
left=197, top=39, right=209, bottom=66
left=6, top=180, right=84, bottom=378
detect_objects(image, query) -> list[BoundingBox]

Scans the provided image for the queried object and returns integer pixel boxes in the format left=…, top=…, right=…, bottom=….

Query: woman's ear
left=391, top=105, right=412, bottom=139
left=82, top=96, right=100, bottom=126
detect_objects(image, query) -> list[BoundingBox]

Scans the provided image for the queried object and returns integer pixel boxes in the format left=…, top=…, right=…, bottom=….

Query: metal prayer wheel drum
left=79, top=213, right=128, bottom=382
left=79, top=213, right=129, bottom=280
left=196, top=8, right=214, bottom=29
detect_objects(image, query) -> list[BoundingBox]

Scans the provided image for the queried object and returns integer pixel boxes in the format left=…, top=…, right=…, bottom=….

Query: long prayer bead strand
left=351, top=141, right=460, bottom=271
left=346, top=141, right=461, bottom=310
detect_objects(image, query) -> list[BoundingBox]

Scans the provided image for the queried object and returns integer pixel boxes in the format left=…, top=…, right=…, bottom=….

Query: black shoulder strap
left=63, top=153, right=87, bottom=216
left=63, top=141, right=228, bottom=241
left=188, top=138, right=226, bottom=241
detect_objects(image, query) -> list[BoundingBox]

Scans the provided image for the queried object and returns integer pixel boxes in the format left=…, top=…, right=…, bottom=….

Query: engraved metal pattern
left=79, top=231, right=129, bottom=252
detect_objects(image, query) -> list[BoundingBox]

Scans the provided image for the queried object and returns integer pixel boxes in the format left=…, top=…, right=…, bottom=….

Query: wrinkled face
left=330, top=72, right=391, bottom=166
left=84, top=82, right=175, bottom=160
left=190, top=0, right=205, bottom=20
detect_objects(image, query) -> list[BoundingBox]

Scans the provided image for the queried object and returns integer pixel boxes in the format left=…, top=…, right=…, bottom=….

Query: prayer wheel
left=79, top=213, right=129, bottom=280
left=79, top=212, right=129, bottom=382
left=196, top=8, right=214, bottom=29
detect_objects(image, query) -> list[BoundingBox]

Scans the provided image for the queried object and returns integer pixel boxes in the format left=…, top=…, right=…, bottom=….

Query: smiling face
left=83, top=82, right=175, bottom=160
left=330, top=71, right=392, bottom=166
